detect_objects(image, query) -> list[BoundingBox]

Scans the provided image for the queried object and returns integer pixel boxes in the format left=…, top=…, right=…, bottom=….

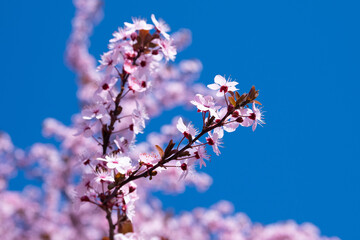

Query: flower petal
left=207, top=83, right=220, bottom=90
left=214, top=75, right=226, bottom=85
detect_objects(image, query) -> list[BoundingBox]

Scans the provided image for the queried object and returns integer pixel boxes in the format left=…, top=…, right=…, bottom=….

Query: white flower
left=176, top=117, right=198, bottom=139
left=193, top=145, right=210, bottom=169
left=207, top=75, right=238, bottom=97
left=250, top=103, right=265, bottom=131
left=190, top=94, right=218, bottom=116
left=206, top=131, right=222, bottom=156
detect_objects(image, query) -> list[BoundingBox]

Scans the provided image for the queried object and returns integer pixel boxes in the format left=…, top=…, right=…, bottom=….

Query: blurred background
left=1, top=0, right=359, bottom=239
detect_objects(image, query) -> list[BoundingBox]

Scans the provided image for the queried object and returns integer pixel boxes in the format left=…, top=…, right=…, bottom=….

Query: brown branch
left=101, top=53, right=141, bottom=155
left=105, top=208, right=115, bottom=240
left=102, top=90, right=257, bottom=205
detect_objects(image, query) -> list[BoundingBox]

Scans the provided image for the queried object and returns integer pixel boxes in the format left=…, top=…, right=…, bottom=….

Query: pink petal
left=176, top=117, right=186, bottom=133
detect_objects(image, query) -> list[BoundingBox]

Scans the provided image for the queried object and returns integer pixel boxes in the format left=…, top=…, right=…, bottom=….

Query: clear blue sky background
left=1, top=0, right=359, bottom=239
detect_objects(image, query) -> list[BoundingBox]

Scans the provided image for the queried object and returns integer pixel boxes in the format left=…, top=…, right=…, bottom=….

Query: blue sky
left=1, top=0, right=359, bottom=239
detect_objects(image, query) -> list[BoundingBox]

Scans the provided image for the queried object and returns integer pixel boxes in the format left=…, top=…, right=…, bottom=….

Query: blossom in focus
left=207, top=75, right=238, bottom=97
left=250, top=102, right=265, bottom=131
left=190, top=94, right=218, bottom=116
left=206, top=131, right=222, bottom=156
left=193, top=145, right=210, bottom=168
left=238, top=107, right=254, bottom=128
left=176, top=117, right=198, bottom=139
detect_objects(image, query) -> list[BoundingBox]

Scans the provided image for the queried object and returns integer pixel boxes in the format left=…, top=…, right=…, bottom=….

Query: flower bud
left=181, top=163, right=187, bottom=171
left=102, top=83, right=109, bottom=90
left=129, top=186, right=136, bottom=193
left=236, top=117, right=244, bottom=123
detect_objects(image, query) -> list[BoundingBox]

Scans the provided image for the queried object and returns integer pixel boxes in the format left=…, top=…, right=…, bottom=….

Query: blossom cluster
left=0, top=1, right=339, bottom=240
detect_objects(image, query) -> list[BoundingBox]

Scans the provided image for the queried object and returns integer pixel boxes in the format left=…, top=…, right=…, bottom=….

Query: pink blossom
left=220, top=109, right=241, bottom=133
left=250, top=102, right=265, bottom=131
left=97, top=154, right=133, bottom=174
left=94, top=170, right=114, bottom=183
left=97, top=51, right=121, bottom=72
left=114, top=136, right=130, bottom=154
left=158, top=39, right=177, bottom=61
left=81, top=104, right=107, bottom=120
left=74, top=122, right=93, bottom=138
left=206, top=131, right=222, bottom=155
left=135, top=54, right=159, bottom=78
left=124, top=18, right=153, bottom=33
left=177, top=161, right=195, bottom=180
left=190, top=94, right=218, bottom=116
left=132, top=102, right=149, bottom=134
left=238, top=107, right=254, bottom=128
left=124, top=60, right=137, bottom=74
left=95, top=76, right=118, bottom=94
left=138, top=152, right=160, bottom=167
left=110, top=27, right=128, bottom=43
left=236, top=106, right=264, bottom=131
left=176, top=117, right=198, bottom=139
left=128, top=75, right=148, bottom=93
left=123, top=194, right=138, bottom=221
left=151, top=14, right=170, bottom=40
left=193, top=145, right=210, bottom=168
left=207, top=75, right=238, bottom=97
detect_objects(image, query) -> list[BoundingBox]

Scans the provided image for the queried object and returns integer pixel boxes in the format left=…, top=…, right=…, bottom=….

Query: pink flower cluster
left=0, top=1, right=339, bottom=240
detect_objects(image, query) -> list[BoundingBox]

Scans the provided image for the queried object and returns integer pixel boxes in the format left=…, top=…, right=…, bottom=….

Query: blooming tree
left=0, top=1, right=339, bottom=240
